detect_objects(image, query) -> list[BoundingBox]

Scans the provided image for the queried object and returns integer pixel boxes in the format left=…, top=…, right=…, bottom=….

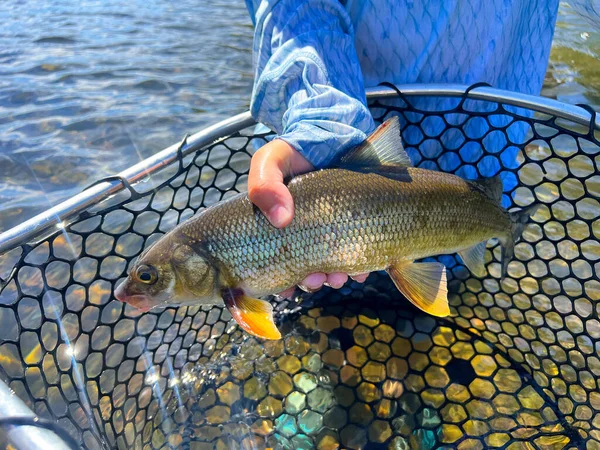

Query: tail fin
left=499, top=204, right=540, bottom=278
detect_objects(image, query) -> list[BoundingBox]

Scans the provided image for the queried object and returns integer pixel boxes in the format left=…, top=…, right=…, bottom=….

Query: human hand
left=248, top=138, right=370, bottom=297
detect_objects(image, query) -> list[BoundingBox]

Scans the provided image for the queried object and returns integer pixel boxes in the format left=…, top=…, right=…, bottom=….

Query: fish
left=114, top=116, right=538, bottom=340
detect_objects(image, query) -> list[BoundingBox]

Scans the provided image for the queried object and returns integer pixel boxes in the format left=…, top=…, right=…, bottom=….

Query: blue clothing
left=244, top=0, right=586, bottom=169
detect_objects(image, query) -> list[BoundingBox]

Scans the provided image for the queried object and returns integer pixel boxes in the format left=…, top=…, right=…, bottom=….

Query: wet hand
left=248, top=139, right=371, bottom=296
left=277, top=273, right=370, bottom=298
left=248, top=138, right=312, bottom=228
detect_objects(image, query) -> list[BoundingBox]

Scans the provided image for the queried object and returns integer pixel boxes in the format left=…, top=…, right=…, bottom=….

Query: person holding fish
left=244, top=0, right=559, bottom=294
left=115, top=0, right=576, bottom=338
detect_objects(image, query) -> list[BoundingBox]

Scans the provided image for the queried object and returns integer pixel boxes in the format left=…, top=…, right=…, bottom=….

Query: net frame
left=0, top=84, right=598, bottom=450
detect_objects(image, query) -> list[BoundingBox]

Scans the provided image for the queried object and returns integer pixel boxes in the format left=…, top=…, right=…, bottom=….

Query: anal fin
left=387, top=261, right=450, bottom=317
left=223, top=289, right=282, bottom=340
left=458, top=242, right=487, bottom=277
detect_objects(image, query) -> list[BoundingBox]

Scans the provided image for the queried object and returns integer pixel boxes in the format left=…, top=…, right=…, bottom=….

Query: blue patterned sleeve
left=245, top=0, right=375, bottom=168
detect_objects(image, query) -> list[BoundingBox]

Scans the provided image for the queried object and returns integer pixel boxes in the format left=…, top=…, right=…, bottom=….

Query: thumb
left=248, top=139, right=312, bottom=228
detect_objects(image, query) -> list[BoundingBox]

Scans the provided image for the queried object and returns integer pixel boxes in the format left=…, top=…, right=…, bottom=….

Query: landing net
left=0, top=84, right=598, bottom=450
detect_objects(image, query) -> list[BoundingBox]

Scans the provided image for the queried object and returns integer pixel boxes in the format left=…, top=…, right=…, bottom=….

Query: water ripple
left=33, top=36, right=77, bottom=44
left=0, top=0, right=254, bottom=232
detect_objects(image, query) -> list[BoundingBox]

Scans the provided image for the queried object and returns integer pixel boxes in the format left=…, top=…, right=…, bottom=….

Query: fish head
left=114, top=236, right=218, bottom=311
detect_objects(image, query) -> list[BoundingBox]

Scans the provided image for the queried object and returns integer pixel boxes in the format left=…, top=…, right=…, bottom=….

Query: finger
left=248, top=144, right=294, bottom=228
left=299, top=273, right=327, bottom=292
left=248, top=139, right=313, bottom=229
left=324, top=272, right=348, bottom=289
left=277, top=287, right=296, bottom=299
left=350, top=273, right=369, bottom=283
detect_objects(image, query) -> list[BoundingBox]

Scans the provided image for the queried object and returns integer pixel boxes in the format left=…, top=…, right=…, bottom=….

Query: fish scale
left=180, top=166, right=509, bottom=296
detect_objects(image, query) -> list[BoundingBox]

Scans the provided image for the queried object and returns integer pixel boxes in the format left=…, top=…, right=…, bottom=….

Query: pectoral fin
left=222, top=289, right=282, bottom=340
left=458, top=242, right=487, bottom=277
left=387, top=261, right=450, bottom=317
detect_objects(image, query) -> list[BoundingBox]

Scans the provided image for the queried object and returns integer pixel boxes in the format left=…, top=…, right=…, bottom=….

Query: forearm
left=246, top=0, right=374, bottom=167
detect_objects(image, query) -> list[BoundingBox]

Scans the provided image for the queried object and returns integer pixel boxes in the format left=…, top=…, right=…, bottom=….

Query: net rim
left=0, top=82, right=597, bottom=257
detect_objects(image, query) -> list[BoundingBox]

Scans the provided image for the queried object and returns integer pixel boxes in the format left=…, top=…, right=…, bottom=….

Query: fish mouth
left=114, top=282, right=155, bottom=312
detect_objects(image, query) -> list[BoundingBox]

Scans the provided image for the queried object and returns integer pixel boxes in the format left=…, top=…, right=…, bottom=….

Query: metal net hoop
left=0, top=84, right=598, bottom=450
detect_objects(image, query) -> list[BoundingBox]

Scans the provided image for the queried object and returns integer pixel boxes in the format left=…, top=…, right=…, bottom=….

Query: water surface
left=0, top=0, right=254, bottom=231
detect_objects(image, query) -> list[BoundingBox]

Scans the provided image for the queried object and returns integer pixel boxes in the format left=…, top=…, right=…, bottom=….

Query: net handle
left=0, top=380, right=74, bottom=450
left=0, top=83, right=598, bottom=256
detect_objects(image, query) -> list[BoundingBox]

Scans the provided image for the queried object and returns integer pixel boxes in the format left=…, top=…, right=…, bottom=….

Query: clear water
left=0, top=0, right=598, bottom=233
left=0, top=0, right=254, bottom=232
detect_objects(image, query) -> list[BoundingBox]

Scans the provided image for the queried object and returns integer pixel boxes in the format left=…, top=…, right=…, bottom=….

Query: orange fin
left=223, top=289, right=282, bottom=340
left=387, top=261, right=450, bottom=317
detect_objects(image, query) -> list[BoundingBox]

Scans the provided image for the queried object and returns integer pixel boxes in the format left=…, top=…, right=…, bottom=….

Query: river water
left=0, top=0, right=599, bottom=232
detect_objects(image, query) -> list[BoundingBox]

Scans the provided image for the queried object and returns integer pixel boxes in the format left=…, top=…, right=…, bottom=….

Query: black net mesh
left=0, top=85, right=598, bottom=450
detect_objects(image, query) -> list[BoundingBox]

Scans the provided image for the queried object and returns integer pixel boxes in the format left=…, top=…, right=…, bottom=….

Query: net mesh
left=0, top=85, right=598, bottom=450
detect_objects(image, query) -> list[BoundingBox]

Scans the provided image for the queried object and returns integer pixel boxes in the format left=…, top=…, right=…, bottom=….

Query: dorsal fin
left=335, top=116, right=412, bottom=169
left=470, top=174, right=503, bottom=204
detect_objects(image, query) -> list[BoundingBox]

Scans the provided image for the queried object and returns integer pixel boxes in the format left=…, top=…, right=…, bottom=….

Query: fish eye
left=135, top=265, right=158, bottom=285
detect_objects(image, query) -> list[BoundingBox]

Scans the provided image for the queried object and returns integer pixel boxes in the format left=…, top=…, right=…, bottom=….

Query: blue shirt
left=245, top=0, right=585, bottom=170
